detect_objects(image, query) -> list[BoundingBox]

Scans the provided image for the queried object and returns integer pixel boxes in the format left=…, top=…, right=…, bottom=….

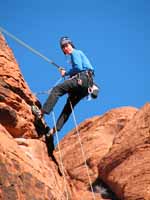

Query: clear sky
left=1, top=0, right=149, bottom=141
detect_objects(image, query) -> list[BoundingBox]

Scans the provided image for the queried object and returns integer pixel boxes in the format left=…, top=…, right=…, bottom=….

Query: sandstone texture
left=56, top=107, right=137, bottom=199
left=0, top=33, right=150, bottom=200
left=0, top=34, right=40, bottom=138
left=99, top=103, right=150, bottom=200
left=0, top=123, right=74, bottom=200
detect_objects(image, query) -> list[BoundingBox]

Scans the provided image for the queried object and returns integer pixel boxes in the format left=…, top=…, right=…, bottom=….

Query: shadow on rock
left=90, top=178, right=120, bottom=200
left=45, top=134, right=62, bottom=176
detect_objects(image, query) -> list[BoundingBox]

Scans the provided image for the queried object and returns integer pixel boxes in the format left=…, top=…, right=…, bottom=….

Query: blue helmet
left=60, top=36, right=75, bottom=49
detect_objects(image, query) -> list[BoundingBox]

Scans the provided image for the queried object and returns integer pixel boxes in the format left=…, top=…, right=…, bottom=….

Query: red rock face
left=99, top=103, right=150, bottom=199
left=0, top=33, right=40, bottom=138
left=0, top=124, right=73, bottom=200
left=56, top=107, right=137, bottom=199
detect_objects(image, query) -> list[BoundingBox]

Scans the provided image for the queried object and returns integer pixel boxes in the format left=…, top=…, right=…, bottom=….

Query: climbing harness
left=0, top=26, right=96, bottom=199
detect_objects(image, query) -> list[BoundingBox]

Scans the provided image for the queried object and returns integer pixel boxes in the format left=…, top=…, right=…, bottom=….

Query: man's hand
left=59, top=68, right=66, bottom=77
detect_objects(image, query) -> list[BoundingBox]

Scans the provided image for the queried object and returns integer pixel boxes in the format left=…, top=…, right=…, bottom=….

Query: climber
left=33, top=36, right=95, bottom=136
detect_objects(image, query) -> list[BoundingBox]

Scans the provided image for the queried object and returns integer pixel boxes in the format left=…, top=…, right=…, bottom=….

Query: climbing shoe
left=31, top=105, right=43, bottom=119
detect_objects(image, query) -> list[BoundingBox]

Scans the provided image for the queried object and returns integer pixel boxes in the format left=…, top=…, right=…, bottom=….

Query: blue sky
left=1, top=0, right=149, bottom=141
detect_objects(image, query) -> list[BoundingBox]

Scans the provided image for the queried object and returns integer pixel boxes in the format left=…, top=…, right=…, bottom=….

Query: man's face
left=62, top=43, right=73, bottom=54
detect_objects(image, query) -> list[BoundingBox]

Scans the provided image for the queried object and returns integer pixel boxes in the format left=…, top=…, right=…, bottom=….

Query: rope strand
left=0, top=26, right=61, bottom=69
left=34, top=77, right=62, bottom=97
left=51, top=111, right=70, bottom=200
left=69, top=100, right=96, bottom=200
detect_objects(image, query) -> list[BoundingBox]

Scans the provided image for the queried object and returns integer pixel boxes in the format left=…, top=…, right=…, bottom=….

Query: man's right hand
left=60, top=68, right=66, bottom=77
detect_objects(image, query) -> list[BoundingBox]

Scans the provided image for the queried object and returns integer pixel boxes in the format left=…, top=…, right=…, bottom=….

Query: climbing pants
left=43, top=71, right=90, bottom=131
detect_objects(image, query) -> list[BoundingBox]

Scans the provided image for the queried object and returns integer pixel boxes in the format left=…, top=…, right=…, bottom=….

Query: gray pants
left=43, top=72, right=90, bottom=131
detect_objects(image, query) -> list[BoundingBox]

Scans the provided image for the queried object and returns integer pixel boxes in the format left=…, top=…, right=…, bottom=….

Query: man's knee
left=53, top=84, right=67, bottom=97
left=50, top=86, right=60, bottom=96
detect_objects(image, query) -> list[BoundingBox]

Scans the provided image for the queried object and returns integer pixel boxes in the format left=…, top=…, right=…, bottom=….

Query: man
left=34, top=36, right=94, bottom=136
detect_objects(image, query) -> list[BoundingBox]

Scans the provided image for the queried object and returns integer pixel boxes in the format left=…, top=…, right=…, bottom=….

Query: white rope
left=34, top=77, right=62, bottom=97
left=51, top=111, right=69, bottom=200
left=69, top=101, right=96, bottom=200
left=0, top=26, right=60, bottom=69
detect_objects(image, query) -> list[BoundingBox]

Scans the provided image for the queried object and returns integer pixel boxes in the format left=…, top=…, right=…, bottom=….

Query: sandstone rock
left=56, top=106, right=137, bottom=199
left=0, top=124, right=74, bottom=200
left=0, top=33, right=42, bottom=138
left=99, top=103, right=150, bottom=199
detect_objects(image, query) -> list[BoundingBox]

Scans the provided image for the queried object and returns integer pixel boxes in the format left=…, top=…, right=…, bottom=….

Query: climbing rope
left=33, top=77, right=62, bottom=97
left=0, top=26, right=96, bottom=199
left=51, top=111, right=70, bottom=200
left=0, top=26, right=61, bottom=69
left=69, top=100, right=96, bottom=200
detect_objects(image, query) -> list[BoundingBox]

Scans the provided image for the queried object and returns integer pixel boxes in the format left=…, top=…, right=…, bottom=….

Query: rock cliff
left=99, top=103, right=150, bottom=199
left=0, top=33, right=150, bottom=200
left=0, top=34, right=40, bottom=138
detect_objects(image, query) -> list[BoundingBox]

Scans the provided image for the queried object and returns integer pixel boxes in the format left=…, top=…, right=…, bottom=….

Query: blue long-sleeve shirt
left=65, top=49, right=94, bottom=77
